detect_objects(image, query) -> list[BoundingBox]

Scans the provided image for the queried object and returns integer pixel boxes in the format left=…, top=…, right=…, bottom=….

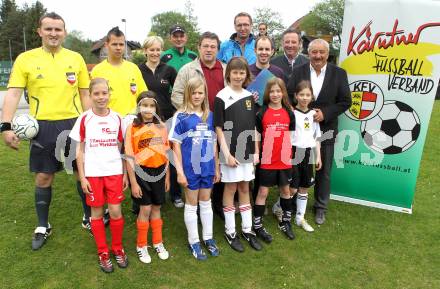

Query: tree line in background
left=0, top=0, right=343, bottom=65
left=0, top=0, right=45, bottom=60
left=0, top=0, right=98, bottom=62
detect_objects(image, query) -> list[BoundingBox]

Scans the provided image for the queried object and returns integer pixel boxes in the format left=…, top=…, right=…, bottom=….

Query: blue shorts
left=187, top=175, right=214, bottom=191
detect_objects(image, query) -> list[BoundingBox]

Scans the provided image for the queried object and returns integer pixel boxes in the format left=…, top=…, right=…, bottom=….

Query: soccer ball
left=12, top=114, right=39, bottom=140
left=360, top=101, right=421, bottom=154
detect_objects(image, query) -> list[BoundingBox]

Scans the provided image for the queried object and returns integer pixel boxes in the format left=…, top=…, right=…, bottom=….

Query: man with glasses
left=217, top=12, right=256, bottom=65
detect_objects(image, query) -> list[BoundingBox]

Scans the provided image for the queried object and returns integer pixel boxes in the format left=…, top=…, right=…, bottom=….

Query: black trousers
left=313, top=144, right=334, bottom=212
left=212, top=182, right=225, bottom=219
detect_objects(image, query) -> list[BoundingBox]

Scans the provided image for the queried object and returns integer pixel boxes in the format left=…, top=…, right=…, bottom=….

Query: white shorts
left=220, top=163, right=255, bottom=183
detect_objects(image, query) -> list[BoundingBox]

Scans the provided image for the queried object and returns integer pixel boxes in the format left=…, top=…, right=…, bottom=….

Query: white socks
left=184, top=204, right=199, bottom=244
left=223, top=206, right=236, bottom=235
left=239, top=204, right=252, bottom=234
left=296, top=193, right=308, bottom=224
left=185, top=200, right=214, bottom=244
left=224, top=204, right=253, bottom=234
left=199, top=200, right=213, bottom=241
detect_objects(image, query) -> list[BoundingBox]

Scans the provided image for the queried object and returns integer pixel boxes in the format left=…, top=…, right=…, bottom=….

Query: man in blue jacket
left=217, top=12, right=256, bottom=65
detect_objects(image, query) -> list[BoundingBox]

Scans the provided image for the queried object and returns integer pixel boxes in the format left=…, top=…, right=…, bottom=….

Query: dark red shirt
left=200, top=60, right=224, bottom=111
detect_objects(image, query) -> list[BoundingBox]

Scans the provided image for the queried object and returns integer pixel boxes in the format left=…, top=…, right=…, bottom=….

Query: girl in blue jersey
left=169, top=77, right=220, bottom=260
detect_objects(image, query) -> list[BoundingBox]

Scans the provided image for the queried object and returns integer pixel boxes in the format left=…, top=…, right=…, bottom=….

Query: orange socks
left=136, top=220, right=149, bottom=248
left=150, top=218, right=163, bottom=245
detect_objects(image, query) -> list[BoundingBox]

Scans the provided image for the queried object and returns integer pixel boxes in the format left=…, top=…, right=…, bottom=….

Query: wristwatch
left=0, top=122, right=12, bottom=133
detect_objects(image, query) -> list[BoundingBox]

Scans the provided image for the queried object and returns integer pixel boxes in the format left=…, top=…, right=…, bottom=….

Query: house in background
left=91, top=38, right=142, bottom=61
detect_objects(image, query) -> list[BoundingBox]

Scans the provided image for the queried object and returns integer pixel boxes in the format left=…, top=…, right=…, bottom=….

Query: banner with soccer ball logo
left=331, top=0, right=440, bottom=213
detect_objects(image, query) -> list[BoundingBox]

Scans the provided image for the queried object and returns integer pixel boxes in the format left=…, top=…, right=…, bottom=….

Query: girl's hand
left=80, top=178, right=92, bottom=195
left=177, top=173, right=188, bottom=188
left=315, top=158, right=322, bottom=171
left=165, top=175, right=170, bottom=192
left=131, top=183, right=142, bottom=198
left=253, top=153, right=260, bottom=165
left=251, top=91, right=259, bottom=103
left=214, top=167, right=221, bottom=183
left=227, top=155, right=240, bottom=167
left=122, top=174, right=129, bottom=191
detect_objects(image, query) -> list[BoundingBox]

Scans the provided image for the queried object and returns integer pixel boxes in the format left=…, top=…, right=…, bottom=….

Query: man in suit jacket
left=271, top=29, right=309, bottom=79
left=287, top=39, right=351, bottom=225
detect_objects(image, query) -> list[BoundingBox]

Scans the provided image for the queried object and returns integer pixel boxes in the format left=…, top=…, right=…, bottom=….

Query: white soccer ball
left=12, top=114, right=39, bottom=140
left=360, top=101, right=421, bottom=154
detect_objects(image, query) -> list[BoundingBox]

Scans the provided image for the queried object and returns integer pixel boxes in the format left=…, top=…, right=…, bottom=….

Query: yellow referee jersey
left=91, top=60, right=148, bottom=116
left=8, top=47, right=90, bottom=121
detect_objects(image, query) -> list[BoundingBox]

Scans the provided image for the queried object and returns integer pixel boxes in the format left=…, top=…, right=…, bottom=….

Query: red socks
left=109, top=217, right=124, bottom=252
left=91, top=218, right=107, bottom=254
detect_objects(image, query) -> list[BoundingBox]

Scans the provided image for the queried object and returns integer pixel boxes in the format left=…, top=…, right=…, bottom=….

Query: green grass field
left=1, top=102, right=439, bottom=289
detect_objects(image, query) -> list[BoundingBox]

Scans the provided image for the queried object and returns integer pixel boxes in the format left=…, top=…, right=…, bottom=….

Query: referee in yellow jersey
left=1, top=12, right=90, bottom=250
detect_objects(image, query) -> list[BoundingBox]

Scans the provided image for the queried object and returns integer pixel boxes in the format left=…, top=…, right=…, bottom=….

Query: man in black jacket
left=271, top=29, right=309, bottom=79
left=287, top=39, right=351, bottom=225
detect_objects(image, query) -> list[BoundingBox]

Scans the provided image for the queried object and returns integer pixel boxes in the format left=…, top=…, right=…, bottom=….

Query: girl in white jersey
left=291, top=80, right=322, bottom=232
left=71, top=78, right=128, bottom=273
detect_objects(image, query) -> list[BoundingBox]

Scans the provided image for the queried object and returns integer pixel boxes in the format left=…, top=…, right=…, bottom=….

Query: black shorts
left=259, top=168, right=292, bottom=187
left=291, top=147, right=315, bottom=189
left=30, top=118, right=77, bottom=173
left=132, top=164, right=167, bottom=206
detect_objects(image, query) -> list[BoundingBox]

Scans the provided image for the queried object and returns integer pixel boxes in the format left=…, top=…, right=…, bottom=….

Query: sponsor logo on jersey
left=102, top=127, right=117, bottom=134
left=304, top=117, right=310, bottom=129
left=196, top=123, right=208, bottom=131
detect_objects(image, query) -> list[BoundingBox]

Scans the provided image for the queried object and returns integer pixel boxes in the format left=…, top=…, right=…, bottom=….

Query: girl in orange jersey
left=125, top=91, right=170, bottom=264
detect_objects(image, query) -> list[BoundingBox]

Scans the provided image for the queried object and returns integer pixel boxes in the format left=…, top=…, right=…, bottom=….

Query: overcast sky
left=15, top=0, right=319, bottom=42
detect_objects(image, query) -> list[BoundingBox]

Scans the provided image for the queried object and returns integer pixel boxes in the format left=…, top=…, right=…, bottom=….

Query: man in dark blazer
left=271, top=29, right=309, bottom=79
left=286, top=39, right=351, bottom=225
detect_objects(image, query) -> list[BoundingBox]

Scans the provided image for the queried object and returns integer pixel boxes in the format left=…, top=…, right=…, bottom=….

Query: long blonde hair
left=181, top=77, right=210, bottom=122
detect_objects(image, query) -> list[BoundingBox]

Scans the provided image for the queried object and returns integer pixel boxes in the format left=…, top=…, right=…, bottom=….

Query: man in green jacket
left=161, top=25, right=197, bottom=72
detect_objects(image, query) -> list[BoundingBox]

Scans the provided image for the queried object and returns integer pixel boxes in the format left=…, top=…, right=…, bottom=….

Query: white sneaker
left=153, top=243, right=169, bottom=260
left=136, top=246, right=151, bottom=264
left=297, top=218, right=314, bottom=232
left=173, top=198, right=184, bottom=208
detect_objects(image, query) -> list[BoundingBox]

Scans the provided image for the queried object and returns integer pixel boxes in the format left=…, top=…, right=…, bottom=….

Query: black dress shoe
left=315, top=210, right=326, bottom=225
